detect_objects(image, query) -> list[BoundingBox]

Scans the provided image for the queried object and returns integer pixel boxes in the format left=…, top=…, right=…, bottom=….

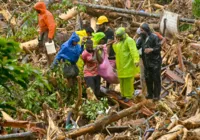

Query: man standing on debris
left=113, top=27, right=139, bottom=102
left=82, top=39, right=103, bottom=98
left=96, top=16, right=115, bottom=88
left=34, top=1, right=56, bottom=65
left=138, top=23, right=162, bottom=101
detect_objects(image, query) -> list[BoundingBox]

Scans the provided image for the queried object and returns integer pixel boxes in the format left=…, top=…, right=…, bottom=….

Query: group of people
left=34, top=2, right=162, bottom=102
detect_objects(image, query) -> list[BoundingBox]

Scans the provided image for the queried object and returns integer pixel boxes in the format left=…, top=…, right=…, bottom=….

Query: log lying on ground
left=0, top=120, right=42, bottom=129
left=75, top=1, right=196, bottom=23
left=56, top=100, right=147, bottom=139
left=20, top=32, right=69, bottom=53
left=59, top=7, right=78, bottom=20
left=20, top=38, right=38, bottom=53
left=0, top=131, right=35, bottom=140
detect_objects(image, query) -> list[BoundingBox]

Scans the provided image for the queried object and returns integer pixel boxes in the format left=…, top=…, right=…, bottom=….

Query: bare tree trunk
left=56, top=101, right=147, bottom=139
left=0, top=132, right=35, bottom=140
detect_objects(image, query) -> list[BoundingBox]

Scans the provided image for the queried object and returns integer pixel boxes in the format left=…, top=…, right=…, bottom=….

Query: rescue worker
left=34, top=2, right=56, bottom=65
left=113, top=27, right=140, bottom=102
left=96, top=15, right=115, bottom=88
left=82, top=39, right=103, bottom=98
left=138, top=23, right=162, bottom=101
left=92, top=32, right=106, bottom=47
left=51, top=32, right=83, bottom=86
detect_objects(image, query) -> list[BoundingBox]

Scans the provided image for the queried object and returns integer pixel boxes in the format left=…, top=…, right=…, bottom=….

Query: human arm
left=45, top=14, right=56, bottom=42
left=128, top=39, right=140, bottom=66
left=144, top=35, right=161, bottom=54
left=50, top=44, right=65, bottom=68
left=136, top=37, right=143, bottom=50
left=152, top=35, right=161, bottom=53
left=95, top=45, right=103, bottom=64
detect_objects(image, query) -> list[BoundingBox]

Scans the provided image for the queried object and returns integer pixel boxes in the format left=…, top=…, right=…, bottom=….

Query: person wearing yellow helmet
left=97, top=15, right=115, bottom=89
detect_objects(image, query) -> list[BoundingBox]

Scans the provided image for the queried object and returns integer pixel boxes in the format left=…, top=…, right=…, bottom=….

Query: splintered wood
left=1, top=0, right=200, bottom=140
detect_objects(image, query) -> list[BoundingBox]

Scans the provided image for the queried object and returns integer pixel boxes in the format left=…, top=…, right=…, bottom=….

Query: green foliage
left=81, top=98, right=109, bottom=120
left=0, top=38, right=59, bottom=113
left=49, top=0, right=86, bottom=28
left=0, top=102, right=16, bottom=117
left=8, top=11, right=38, bottom=42
left=49, top=62, right=79, bottom=105
left=179, top=24, right=193, bottom=32
left=0, top=38, right=28, bottom=90
left=11, top=26, right=38, bottom=42
left=157, top=0, right=172, bottom=4
left=192, top=0, right=200, bottom=18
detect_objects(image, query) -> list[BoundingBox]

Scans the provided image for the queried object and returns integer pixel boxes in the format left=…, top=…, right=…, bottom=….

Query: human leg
left=145, top=67, right=154, bottom=99
left=153, top=66, right=161, bottom=100
left=94, top=75, right=101, bottom=97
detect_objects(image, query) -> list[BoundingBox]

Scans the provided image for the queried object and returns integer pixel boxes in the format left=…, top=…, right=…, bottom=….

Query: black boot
left=145, top=94, right=153, bottom=99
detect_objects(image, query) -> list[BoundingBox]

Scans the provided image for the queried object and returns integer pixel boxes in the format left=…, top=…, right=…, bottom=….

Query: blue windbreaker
left=53, top=32, right=83, bottom=65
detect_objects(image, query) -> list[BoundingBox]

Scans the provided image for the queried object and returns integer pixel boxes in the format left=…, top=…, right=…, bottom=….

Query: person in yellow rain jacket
left=113, top=27, right=140, bottom=102
left=76, top=27, right=94, bottom=74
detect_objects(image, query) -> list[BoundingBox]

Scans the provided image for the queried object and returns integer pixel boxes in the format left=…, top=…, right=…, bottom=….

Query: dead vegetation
left=0, top=0, right=200, bottom=140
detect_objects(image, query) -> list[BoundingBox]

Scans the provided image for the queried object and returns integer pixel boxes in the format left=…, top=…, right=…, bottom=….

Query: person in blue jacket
left=51, top=32, right=84, bottom=79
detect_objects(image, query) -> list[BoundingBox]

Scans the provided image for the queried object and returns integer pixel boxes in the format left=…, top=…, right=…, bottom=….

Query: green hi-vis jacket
left=113, top=34, right=140, bottom=78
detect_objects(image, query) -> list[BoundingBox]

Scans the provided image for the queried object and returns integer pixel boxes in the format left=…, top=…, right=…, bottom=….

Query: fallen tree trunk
left=56, top=100, right=147, bottom=139
left=75, top=1, right=196, bottom=23
left=20, top=38, right=38, bottom=53
left=0, top=131, right=35, bottom=140
left=0, top=120, right=37, bottom=129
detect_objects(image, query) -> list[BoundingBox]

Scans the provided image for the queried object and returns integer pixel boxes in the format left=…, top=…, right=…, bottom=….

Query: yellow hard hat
left=97, top=16, right=108, bottom=25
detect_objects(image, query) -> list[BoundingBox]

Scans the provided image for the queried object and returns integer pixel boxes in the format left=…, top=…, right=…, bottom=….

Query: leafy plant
left=0, top=102, right=16, bottom=117
left=179, top=24, right=193, bottom=32
left=192, top=0, right=200, bottom=18
left=0, top=38, right=59, bottom=113
left=81, top=98, right=109, bottom=120
left=8, top=10, right=38, bottom=42
left=49, top=61, right=79, bottom=105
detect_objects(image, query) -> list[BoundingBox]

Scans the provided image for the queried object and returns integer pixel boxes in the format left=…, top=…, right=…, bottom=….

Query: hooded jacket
left=92, top=32, right=106, bottom=47
left=139, top=23, right=161, bottom=68
left=34, top=2, right=56, bottom=39
left=113, top=33, right=139, bottom=78
left=53, top=32, right=83, bottom=64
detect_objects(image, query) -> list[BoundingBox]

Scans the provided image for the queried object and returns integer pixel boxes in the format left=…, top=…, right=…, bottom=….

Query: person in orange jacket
left=34, top=2, right=56, bottom=65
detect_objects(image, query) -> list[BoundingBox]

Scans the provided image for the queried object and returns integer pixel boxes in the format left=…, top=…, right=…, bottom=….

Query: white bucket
left=45, top=41, right=56, bottom=54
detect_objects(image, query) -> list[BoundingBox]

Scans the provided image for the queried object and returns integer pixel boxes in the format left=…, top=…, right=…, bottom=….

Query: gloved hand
left=48, top=38, right=52, bottom=43
left=135, top=62, right=139, bottom=67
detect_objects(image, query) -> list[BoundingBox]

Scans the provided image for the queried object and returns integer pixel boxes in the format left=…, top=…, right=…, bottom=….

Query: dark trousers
left=144, top=65, right=161, bottom=98
left=84, top=75, right=101, bottom=97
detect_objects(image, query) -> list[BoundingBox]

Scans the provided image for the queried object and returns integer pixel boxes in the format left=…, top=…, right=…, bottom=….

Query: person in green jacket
left=113, top=27, right=140, bottom=102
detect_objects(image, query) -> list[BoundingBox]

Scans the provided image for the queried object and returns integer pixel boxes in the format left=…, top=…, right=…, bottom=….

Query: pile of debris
left=1, top=0, right=200, bottom=140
